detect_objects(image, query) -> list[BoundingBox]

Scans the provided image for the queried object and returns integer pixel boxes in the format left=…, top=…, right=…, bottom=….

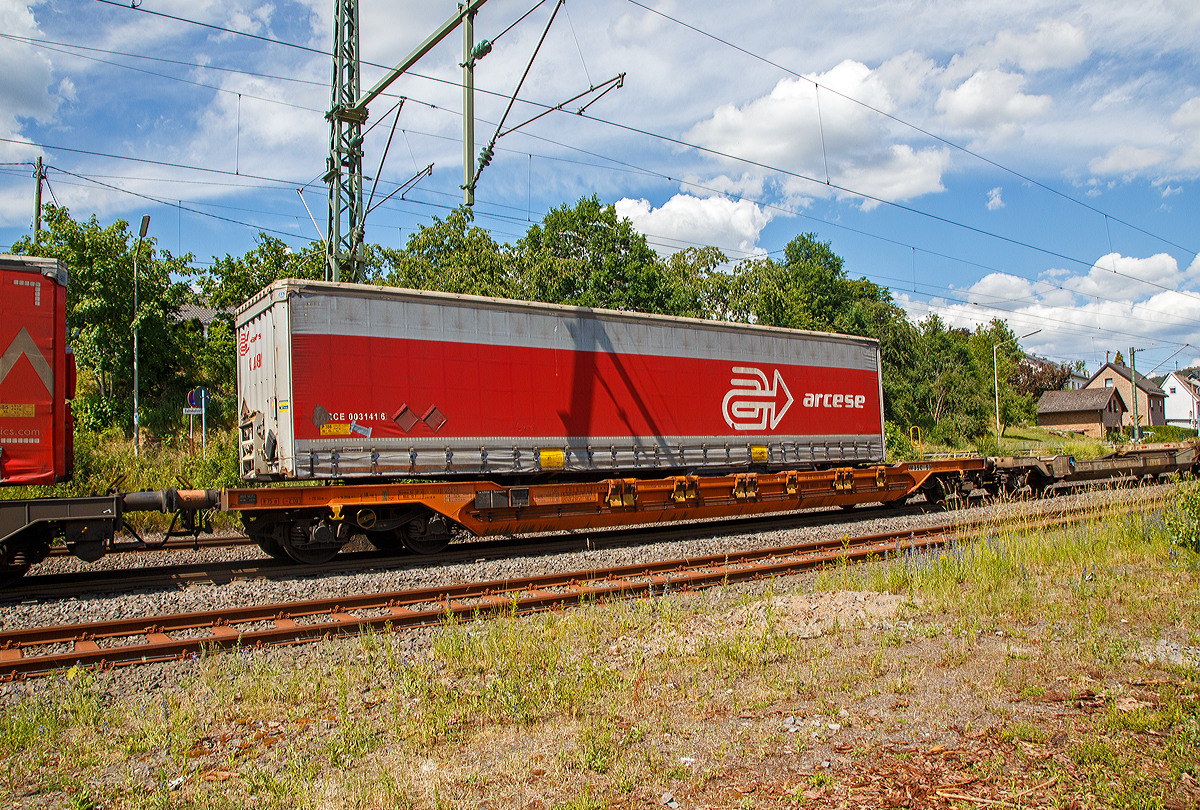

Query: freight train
left=2, top=256, right=1196, bottom=585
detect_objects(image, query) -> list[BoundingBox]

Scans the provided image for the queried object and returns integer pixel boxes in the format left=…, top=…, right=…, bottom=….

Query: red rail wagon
left=0, top=255, right=73, bottom=485
left=236, top=280, right=885, bottom=480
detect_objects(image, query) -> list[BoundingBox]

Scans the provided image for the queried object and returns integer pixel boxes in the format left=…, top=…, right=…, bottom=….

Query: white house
left=1162, top=371, right=1200, bottom=429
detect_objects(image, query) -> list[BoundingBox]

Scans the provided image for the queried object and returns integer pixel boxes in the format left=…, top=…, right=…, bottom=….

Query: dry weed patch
left=2, top=486, right=1198, bottom=808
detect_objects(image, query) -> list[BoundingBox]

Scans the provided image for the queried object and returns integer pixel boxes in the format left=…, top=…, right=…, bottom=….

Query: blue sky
left=2, top=0, right=1198, bottom=374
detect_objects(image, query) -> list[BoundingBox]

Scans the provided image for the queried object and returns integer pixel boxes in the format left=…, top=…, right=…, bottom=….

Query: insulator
left=472, top=40, right=493, bottom=61
left=477, top=145, right=494, bottom=169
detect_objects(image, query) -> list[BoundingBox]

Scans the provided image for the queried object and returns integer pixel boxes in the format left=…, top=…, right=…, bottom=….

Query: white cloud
left=896, top=251, right=1200, bottom=367
left=1171, top=97, right=1200, bottom=170
left=986, top=187, right=1005, bottom=210
left=1088, top=143, right=1170, bottom=175
left=949, top=21, right=1090, bottom=77
left=223, top=4, right=275, bottom=37
left=0, top=0, right=57, bottom=160
left=688, top=60, right=955, bottom=208
left=685, top=173, right=766, bottom=201
left=834, top=144, right=952, bottom=211
left=615, top=194, right=773, bottom=256
left=936, top=70, right=1052, bottom=138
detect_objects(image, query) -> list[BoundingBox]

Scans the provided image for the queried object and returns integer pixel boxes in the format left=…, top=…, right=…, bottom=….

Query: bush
left=885, top=421, right=916, bottom=462
left=1141, top=424, right=1199, bottom=443
left=1164, top=475, right=1200, bottom=554
left=975, top=433, right=1001, bottom=458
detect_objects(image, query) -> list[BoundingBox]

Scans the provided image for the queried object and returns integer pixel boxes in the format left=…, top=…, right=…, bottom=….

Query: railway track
left=11, top=501, right=933, bottom=601
left=0, top=492, right=1165, bottom=678
left=13, top=486, right=1165, bottom=603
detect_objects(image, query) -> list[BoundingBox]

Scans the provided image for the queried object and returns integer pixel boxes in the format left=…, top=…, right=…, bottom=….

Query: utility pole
left=463, top=5, right=475, bottom=207
left=32, top=157, right=44, bottom=246
left=993, top=329, right=1040, bottom=439
left=324, top=0, right=488, bottom=283
left=325, top=0, right=364, bottom=283
left=1129, top=346, right=1139, bottom=444
left=132, top=215, right=150, bottom=457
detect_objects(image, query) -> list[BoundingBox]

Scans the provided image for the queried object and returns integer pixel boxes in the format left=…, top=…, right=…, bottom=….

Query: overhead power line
left=0, top=135, right=303, bottom=186
left=566, top=107, right=1200, bottom=308
left=31, top=152, right=1193, bottom=352
left=623, top=0, right=1197, bottom=261
left=93, top=0, right=329, bottom=56
left=34, top=6, right=1200, bottom=331
left=50, top=167, right=305, bottom=241
left=91, top=0, right=1195, bottom=274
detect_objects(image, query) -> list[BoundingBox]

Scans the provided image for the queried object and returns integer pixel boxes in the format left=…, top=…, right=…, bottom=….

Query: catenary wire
left=14, top=26, right=1198, bottom=340
left=32, top=157, right=1194, bottom=354
left=90, top=0, right=1195, bottom=279
left=622, top=0, right=1197, bottom=261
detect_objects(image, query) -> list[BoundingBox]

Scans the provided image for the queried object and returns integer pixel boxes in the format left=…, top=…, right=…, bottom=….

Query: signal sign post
left=185, top=387, right=209, bottom=457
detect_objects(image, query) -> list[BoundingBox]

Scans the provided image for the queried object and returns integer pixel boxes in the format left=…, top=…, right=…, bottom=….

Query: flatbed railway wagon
left=0, top=255, right=213, bottom=586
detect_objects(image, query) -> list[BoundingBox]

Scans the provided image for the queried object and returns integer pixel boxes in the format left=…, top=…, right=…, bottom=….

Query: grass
left=2, top=487, right=1199, bottom=808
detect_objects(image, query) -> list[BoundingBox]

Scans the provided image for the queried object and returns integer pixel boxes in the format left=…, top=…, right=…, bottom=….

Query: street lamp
left=132, top=215, right=149, bottom=457
left=994, top=329, right=1041, bottom=439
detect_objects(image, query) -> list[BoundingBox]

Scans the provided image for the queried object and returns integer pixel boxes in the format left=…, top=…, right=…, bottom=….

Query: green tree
left=910, top=315, right=992, bottom=444
left=514, top=195, right=674, bottom=312
left=11, top=204, right=195, bottom=433
left=198, top=234, right=323, bottom=314
left=738, top=233, right=893, bottom=332
left=661, top=245, right=728, bottom=320
left=378, top=207, right=515, bottom=298
left=968, top=318, right=1037, bottom=436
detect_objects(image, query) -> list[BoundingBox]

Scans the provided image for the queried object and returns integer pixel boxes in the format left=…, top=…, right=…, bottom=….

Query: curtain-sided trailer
left=235, top=280, right=887, bottom=481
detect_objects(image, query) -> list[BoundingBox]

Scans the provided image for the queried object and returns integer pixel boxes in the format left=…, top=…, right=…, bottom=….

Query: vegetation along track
left=0, top=493, right=1164, bottom=678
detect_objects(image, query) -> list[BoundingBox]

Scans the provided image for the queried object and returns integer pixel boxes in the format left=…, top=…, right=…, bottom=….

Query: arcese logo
left=722, top=367, right=793, bottom=431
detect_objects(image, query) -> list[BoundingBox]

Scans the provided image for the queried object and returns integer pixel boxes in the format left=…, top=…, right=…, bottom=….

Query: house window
left=1105, top=378, right=1113, bottom=387
left=1171, top=387, right=1177, bottom=394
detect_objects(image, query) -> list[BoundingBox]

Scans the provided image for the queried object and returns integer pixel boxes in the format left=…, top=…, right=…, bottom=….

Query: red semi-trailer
left=235, top=280, right=887, bottom=481
left=0, top=255, right=73, bottom=485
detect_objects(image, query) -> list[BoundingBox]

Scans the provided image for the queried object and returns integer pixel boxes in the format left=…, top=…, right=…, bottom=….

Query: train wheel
left=922, top=478, right=949, bottom=506
left=0, top=529, right=50, bottom=586
left=257, top=534, right=289, bottom=560
left=279, top=519, right=344, bottom=565
left=244, top=518, right=289, bottom=560
left=400, top=513, right=451, bottom=555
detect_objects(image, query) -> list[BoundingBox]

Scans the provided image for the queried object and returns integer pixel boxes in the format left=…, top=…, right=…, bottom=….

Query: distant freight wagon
left=235, top=280, right=886, bottom=480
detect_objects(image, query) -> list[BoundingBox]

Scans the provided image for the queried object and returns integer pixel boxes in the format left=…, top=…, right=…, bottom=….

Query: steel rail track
left=0, top=498, right=1162, bottom=678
